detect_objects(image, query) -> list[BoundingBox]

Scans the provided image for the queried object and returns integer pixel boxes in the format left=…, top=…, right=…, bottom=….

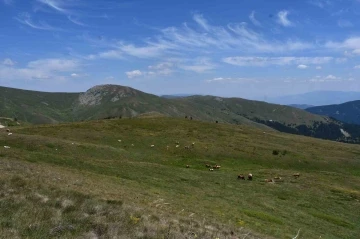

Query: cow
left=209, top=168, right=214, bottom=171
left=265, top=179, right=273, bottom=183
left=186, top=165, right=190, bottom=168
left=238, top=175, right=245, bottom=180
left=6, top=129, right=10, bottom=132
left=248, top=173, right=253, bottom=181
left=205, top=164, right=211, bottom=168
left=293, top=173, right=300, bottom=178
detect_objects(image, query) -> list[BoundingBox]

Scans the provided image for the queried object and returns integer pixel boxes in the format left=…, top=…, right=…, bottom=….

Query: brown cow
left=265, top=179, right=273, bottom=183
left=293, top=173, right=300, bottom=178
left=238, top=175, right=245, bottom=180
left=6, top=129, right=10, bottom=132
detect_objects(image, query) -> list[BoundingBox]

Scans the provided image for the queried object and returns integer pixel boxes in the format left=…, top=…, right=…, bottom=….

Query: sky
left=1, top=0, right=360, bottom=100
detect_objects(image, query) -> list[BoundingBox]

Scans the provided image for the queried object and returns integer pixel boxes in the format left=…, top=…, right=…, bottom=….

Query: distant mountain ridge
left=306, top=100, right=360, bottom=125
left=1, top=84, right=360, bottom=143
left=268, top=91, right=360, bottom=106
left=288, top=104, right=314, bottom=110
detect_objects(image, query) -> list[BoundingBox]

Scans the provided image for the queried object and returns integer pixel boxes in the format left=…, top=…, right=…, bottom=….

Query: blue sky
left=1, top=0, right=360, bottom=99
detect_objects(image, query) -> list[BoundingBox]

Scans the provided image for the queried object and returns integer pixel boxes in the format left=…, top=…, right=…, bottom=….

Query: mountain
left=160, top=94, right=195, bottom=99
left=268, top=91, right=360, bottom=106
left=288, top=104, right=314, bottom=109
left=306, top=100, right=360, bottom=125
left=1, top=84, right=360, bottom=143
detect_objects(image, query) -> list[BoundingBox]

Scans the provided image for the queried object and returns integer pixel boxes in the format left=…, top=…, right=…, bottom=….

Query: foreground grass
left=1, top=117, right=360, bottom=238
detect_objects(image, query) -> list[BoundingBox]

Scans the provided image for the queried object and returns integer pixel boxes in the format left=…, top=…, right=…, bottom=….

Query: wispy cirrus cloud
left=249, top=11, right=261, bottom=27
left=2, top=0, right=13, bottom=5
left=67, top=15, right=87, bottom=26
left=36, top=0, right=71, bottom=14
left=15, top=12, right=61, bottom=31
left=88, top=13, right=312, bottom=60
left=222, top=57, right=334, bottom=67
left=277, top=10, right=293, bottom=27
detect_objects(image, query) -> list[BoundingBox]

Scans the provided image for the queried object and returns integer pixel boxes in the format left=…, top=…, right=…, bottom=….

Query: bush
left=272, top=150, right=279, bottom=155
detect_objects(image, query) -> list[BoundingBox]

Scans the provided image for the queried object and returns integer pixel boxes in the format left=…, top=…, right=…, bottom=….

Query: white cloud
left=70, top=73, right=80, bottom=77
left=306, top=74, right=354, bottom=83
left=119, top=43, right=172, bottom=58
left=325, top=74, right=337, bottom=80
left=316, top=66, right=322, bottom=70
left=338, top=19, right=353, bottom=28
left=15, top=12, right=60, bottom=31
left=193, top=14, right=210, bottom=31
left=2, top=58, right=15, bottom=66
left=297, top=64, right=308, bottom=69
left=179, top=57, right=216, bottom=73
left=277, top=10, right=293, bottom=27
left=354, top=65, right=360, bottom=69
left=222, top=56, right=334, bottom=66
left=28, top=59, right=79, bottom=72
left=0, top=58, right=80, bottom=82
left=98, top=50, right=123, bottom=59
left=36, top=0, right=70, bottom=14
left=249, top=11, right=261, bottom=27
left=335, top=58, right=347, bottom=63
left=325, top=37, right=360, bottom=55
left=126, top=70, right=143, bottom=79
left=67, top=16, right=86, bottom=26
left=206, top=77, right=260, bottom=83
left=148, top=62, right=173, bottom=70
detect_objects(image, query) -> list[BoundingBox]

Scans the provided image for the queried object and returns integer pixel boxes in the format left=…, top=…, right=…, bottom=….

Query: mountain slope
left=268, top=91, right=360, bottom=106
left=0, top=86, right=79, bottom=124
left=306, top=100, right=360, bottom=125
left=1, top=84, right=360, bottom=143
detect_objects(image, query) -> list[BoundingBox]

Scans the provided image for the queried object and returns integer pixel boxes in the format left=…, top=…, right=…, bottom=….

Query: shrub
left=272, top=150, right=279, bottom=155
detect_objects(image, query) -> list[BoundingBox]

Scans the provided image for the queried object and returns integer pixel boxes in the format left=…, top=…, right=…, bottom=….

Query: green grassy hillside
left=0, top=86, right=79, bottom=124
left=1, top=117, right=360, bottom=238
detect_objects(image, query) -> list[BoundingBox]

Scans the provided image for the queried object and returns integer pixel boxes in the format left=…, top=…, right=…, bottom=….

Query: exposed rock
left=78, top=84, right=137, bottom=106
